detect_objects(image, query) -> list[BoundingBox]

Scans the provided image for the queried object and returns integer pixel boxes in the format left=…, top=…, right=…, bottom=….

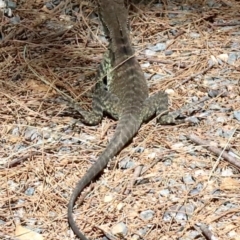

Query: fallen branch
left=198, top=224, right=214, bottom=240
left=186, top=134, right=240, bottom=169
left=3, top=151, right=41, bottom=168
left=124, top=165, right=143, bottom=195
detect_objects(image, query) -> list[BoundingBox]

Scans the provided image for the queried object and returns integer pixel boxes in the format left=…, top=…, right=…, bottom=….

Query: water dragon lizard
left=68, top=0, right=173, bottom=239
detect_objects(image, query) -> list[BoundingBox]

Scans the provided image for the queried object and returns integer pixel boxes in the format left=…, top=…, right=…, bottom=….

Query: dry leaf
left=220, top=177, right=240, bottom=191
left=8, top=135, right=22, bottom=143
left=15, top=225, right=44, bottom=240
left=26, top=80, right=56, bottom=94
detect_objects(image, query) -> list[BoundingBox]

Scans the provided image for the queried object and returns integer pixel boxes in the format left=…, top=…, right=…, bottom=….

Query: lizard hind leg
left=141, top=91, right=169, bottom=123
left=141, top=91, right=178, bottom=125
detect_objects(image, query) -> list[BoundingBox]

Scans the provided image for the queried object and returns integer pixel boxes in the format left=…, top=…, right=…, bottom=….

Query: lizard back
left=99, top=0, right=149, bottom=109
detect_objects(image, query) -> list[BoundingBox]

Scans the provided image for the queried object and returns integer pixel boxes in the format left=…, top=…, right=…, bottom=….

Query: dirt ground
left=1, top=0, right=240, bottom=239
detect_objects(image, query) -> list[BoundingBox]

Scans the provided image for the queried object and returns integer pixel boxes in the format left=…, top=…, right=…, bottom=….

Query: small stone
left=0, top=219, right=6, bottom=225
left=117, top=203, right=124, bottom=211
left=185, top=116, right=200, bottom=124
left=216, top=128, right=224, bottom=137
left=208, top=89, right=221, bottom=98
left=24, top=127, right=37, bottom=140
left=5, top=7, right=12, bottom=17
left=145, top=49, right=156, bottom=56
left=0, top=0, right=6, bottom=8
left=169, top=29, right=178, bottom=36
left=59, top=14, right=71, bottom=22
left=165, top=88, right=175, bottom=95
left=221, top=168, right=233, bottom=176
left=172, top=142, right=184, bottom=149
left=217, top=53, right=228, bottom=63
left=165, top=50, right=173, bottom=56
left=155, top=43, right=166, bottom=51
left=131, top=234, right=140, bottom=240
left=190, top=163, right=196, bottom=169
left=10, top=15, right=21, bottom=24
left=135, top=146, right=144, bottom=153
left=48, top=211, right=57, bottom=218
left=6, top=0, right=16, bottom=9
left=59, top=146, right=71, bottom=153
left=13, top=143, right=26, bottom=151
left=111, top=222, right=128, bottom=236
left=144, top=73, right=152, bottom=79
left=163, top=159, right=172, bottom=166
left=73, top=6, right=79, bottom=12
left=31, top=132, right=41, bottom=141
left=52, top=0, right=61, bottom=5
left=12, top=74, right=21, bottom=81
left=228, top=52, right=238, bottom=65
left=189, top=32, right=200, bottom=38
left=147, top=152, right=156, bottom=159
left=141, top=62, right=150, bottom=68
left=159, top=189, right=170, bottom=197
left=228, top=229, right=238, bottom=238
left=25, top=187, right=35, bottom=196
left=209, top=104, right=222, bottom=110
left=188, top=230, right=201, bottom=239
left=151, top=74, right=166, bottom=81
left=45, top=2, right=54, bottom=10
left=175, top=204, right=195, bottom=221
left=118, top=157, right=135, bottom=169
left=222, top=129, right=235, bottom=138
left=216, top=116, right=227, bottom=123
left=190, top=183, right=203, bottom=195
left=148, top=43, right=166, bottom=51
left=194, top=170, right=206, bottom=176
left=209, top=55, right=218, bottom=66
left=137, top=227, right=148, bottom=236
left=207, top=0, right=217, bottom=7
left=12, top=127, right=19, bottom=136
left=183, top=174, right=195, bottom=185
left=233, top=111, right=240, bottom=121
left=140, top=210, right=155, bottom=221
left=104, top=194, right=113, bottom=203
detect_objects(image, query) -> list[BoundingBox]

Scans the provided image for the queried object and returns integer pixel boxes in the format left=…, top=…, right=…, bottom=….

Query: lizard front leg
left=72, top=82, right=120, bottom=125
left=68, top=50, right=121, bottom=125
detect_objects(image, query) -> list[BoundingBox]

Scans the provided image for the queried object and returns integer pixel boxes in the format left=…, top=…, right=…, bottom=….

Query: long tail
left=68, top=113, right=141, bottom=239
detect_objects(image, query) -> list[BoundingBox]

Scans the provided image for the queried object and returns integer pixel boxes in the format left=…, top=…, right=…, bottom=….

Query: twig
left=198, top=224, right=214, bottom=240
left=3, top=152, right=40, bottom=168
left=213, top=22, right=240, bottom=27
left=0, top=233, right=19, bottom=240
left=186, top=133, right=240, bottom=171
left=2, top=92, right=49, bottom=121
left=207, top=207, right=240, bottom=223
left=124, top=165, right=143, bottom=195
left=138, top=56, right=173, bottom=65
left=174, top=64, right=213, bottom=89
left=158, top=95, right=210, bottom=125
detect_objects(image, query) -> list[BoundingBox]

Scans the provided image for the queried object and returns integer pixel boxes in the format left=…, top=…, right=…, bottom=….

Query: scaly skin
left=68, top=0, right=169, bottom=239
